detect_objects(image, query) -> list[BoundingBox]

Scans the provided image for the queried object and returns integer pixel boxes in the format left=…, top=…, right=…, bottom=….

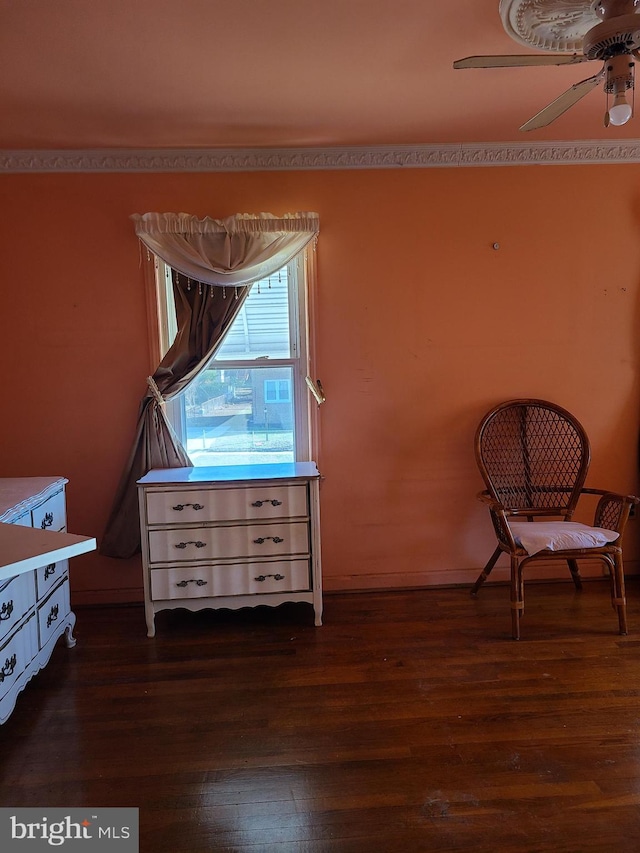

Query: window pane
left=185, top=366, right=295, bottom=466
left=215, top=268, right=291, bottom=361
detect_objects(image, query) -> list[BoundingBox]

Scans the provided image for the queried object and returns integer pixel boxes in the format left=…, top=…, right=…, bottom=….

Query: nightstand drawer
left=0, top=616, right=37, bottom=702
left=150, top=559, right=312, bottom=600
left=37, top=580, right=71, bottom=650
left=0, top=573, right=36, bottom=645
left=148, top=521, right=310, bottom=564
left=145, top=484, right=308, bottom=525
left=35, top=559, right=68, bottom=601
left=31, top=489, right=66, bottom=532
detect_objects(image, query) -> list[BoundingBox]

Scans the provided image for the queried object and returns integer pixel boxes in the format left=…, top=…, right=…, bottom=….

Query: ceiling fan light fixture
left=609, top=90, right=633, bottom=123
left=604, top=52, right=634, bottom=125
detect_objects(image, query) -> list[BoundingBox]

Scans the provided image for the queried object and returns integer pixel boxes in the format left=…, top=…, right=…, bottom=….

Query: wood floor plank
left=2, top=579, right=640, bottom=851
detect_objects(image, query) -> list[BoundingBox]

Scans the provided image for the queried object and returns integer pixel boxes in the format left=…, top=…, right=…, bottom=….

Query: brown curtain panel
left=100, top=273, right=249, bottom=558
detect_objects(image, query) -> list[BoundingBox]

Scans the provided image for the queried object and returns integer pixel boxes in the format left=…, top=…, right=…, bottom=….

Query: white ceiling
left=2, top=0, right=639, bottom=152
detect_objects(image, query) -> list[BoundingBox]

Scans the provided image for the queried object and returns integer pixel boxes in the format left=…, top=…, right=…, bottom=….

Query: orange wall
left=1, top=164, right=639, bottom=604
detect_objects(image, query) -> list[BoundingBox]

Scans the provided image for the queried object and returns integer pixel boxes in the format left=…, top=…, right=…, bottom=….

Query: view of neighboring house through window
left=158, top=252, right=313, bottom=467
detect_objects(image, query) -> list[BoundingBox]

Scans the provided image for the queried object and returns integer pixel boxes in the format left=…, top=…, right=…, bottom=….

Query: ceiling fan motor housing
left=603, top=54, right=635, bottom=97
left=594, top=0, right=640, bottom=21
left=583, top=14, right=640, bottom=59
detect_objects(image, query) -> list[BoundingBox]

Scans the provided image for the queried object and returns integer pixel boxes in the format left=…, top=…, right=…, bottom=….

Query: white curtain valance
left=131, top=211, right=319, bottom=288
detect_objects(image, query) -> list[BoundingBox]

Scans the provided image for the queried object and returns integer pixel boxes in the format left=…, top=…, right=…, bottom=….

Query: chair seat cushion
left=508, top=521, right=619, bottom=555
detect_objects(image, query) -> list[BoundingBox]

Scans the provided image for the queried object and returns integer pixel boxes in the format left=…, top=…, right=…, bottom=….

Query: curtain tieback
left=147, top=376, right=165, bottom=406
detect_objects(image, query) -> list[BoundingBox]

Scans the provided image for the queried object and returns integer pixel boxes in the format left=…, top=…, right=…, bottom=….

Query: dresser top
left=0, top=477, right=67, bottom=522
left=138, top=462, right=320, bottom=487
left=0, top=476, right=96, bottom=582
left=0, top=523, right=96, bottom=583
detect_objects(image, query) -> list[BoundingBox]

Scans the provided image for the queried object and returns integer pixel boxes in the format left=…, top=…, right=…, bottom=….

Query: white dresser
left=0, top=478, right=96, bottom=724
left=137, top=463, right=322, bottom=637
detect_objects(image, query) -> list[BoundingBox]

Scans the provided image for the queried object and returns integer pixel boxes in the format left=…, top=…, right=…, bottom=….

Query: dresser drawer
left=37, top=579, right=71, bottom=650
left=31, top=489, right=66, bottom=532
left=145, top=484, right=308, bottom=525
left=148, top=521, right=310, bottom=564
left=0, top=615, right=37, bottom=702
left=0, top=573, right=36, bottom=645
left=35, top=559, right=68, bottom=601
left=150, top=559, right=312, bottom=600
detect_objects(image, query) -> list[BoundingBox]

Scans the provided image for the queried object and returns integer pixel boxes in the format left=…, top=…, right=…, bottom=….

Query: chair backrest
left=475, top=399, right=591, bottom=516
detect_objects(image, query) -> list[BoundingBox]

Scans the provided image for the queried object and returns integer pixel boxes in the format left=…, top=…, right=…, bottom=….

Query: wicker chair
left=472, top=399, right=638, bottom=639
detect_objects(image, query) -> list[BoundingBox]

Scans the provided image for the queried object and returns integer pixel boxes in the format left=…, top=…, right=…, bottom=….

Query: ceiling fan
left=454, top=0, right=640, bottom=130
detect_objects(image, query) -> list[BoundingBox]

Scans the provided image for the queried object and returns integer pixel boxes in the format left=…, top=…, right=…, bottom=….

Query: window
left=264, top=379, right=291, bottom=403
left=157, top=250, right=316, bottom=467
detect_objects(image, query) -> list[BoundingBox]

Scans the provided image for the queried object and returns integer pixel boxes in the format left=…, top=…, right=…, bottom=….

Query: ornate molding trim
left=458, top=140, right=640, bottom=165
left=500, top=0, right=599, bottom=53
left=2, top=141, right=640, bottom=173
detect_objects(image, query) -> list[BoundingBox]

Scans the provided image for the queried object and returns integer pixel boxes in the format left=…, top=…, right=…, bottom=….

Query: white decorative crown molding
left=2, top=141, right=640, bottom=173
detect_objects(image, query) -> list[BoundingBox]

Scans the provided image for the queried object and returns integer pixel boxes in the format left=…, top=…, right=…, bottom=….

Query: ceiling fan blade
left=519, top=69, right=605, bottom=131
left=453, top=53, right=589, bottom=69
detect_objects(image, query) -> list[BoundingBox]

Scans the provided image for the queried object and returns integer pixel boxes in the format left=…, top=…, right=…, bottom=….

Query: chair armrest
left=580, top=488, right=640, bottom=534
left=477, top=490, right=519, bottom=551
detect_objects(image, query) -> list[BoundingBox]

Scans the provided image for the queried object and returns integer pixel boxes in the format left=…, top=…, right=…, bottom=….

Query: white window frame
left=152, top=245, right=318, bottom=466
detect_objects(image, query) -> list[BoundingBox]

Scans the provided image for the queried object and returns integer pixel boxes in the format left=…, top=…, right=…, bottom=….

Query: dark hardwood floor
left=2, top=579, right=640, bottom=852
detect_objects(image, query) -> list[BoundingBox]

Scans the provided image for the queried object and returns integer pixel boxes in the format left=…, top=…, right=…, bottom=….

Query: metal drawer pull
left=0, top=600, right=14, bottom=621
left=40, top=512, right=54, bottom=529
left=47, top=604, right=59, bottom=628
left=175, top=540, right=207, bottom=549
left=44, top=563, right=56, bottom=580
left=254, top=573, right=285, bottom=582
left=172, top=502, right=204, bottom=511
left=251, top=499, right=283, bottom=507
left=0, top=653, right=17, bottom=682
left=253, top=536, right=284, bottom=544
left=175, top=579, right=208, bottom=588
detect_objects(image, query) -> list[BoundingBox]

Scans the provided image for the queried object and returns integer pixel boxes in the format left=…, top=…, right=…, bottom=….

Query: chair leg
left=605, top=556, right=617, bottom=611
left=567, top=559, right=583, bottom=591
left=471, top=545, right=502, bottom=597
left=612, top=553, right=628, bottom=636
left=510, top=556, right=524, bottom=640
